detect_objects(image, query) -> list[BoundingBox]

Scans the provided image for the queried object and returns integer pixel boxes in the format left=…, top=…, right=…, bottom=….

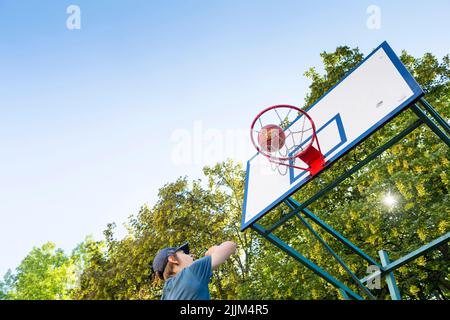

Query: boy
left=152, top=241, right=237, bottom=300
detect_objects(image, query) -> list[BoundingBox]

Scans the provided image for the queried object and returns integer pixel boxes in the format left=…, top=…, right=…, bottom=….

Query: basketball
left=258, top=124, right=286, bottom=152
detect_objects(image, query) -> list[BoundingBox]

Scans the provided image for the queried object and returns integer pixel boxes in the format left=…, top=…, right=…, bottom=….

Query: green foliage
left=303, top=46, right=364, bottom=108
left=70, top=162, right=259, bottom=300
left=0, top=270, right=15, bottom=300
left=0, top=242, right=77, bottom=300
left=2, top=46, right=448, bottom=300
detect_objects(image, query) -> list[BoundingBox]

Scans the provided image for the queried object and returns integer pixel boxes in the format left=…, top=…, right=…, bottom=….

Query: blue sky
left=0, top=0, right=449, bottom=277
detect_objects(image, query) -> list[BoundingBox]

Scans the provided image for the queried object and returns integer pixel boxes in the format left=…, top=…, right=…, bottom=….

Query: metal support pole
left=419, top=98, right=450, bottom=135
left=339, top=289, right=352, bottom=300
left=412, top=104, right=450, bottom=147
left=294, top=212, right=376, bottom=299
left=266, top=118, right=424, bottom=234
left=285, top=198, right=381, bottom=267
left=360, top=232, right=450, bottom=284
left=378, top=250, right=401, bottom=300
left=251, top=223, right=363, bottom=300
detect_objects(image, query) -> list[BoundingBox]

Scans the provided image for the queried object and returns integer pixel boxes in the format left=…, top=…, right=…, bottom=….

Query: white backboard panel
left=241, top=41, right=423, bottom=231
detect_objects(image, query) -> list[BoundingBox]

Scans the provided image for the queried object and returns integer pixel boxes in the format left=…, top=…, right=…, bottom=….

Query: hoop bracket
left=297, top=145, right=326, bottom=176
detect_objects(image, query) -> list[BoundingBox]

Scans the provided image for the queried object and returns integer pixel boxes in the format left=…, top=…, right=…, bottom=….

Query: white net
left=251, top=106, right=315, bottom=175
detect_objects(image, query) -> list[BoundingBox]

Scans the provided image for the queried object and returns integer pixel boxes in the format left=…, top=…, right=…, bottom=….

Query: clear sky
left=1, top=0, right=449, bottom=277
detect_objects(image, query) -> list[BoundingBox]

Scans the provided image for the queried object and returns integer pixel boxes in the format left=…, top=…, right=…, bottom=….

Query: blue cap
left=152, top=242, right=189, bottom=276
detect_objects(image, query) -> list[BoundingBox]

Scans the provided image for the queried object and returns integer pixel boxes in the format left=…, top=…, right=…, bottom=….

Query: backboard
left=241, top=41, right=424, bottom=231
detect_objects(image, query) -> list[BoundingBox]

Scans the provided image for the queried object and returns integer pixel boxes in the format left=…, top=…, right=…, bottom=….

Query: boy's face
left=175, top=250, right=194, bottom=267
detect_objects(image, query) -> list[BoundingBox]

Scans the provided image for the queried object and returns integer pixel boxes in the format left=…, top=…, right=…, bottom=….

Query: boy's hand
left=205, top=241, right=237, bottom=270
left=205, top=246, right=219, bottom=257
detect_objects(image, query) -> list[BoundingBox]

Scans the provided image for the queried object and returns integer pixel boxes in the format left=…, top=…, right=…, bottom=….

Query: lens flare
left=383, top=192, right=397, bottom=208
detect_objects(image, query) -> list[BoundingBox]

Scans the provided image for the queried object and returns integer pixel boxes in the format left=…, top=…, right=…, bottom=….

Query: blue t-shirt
left=161, top=256, right=213, bottom=300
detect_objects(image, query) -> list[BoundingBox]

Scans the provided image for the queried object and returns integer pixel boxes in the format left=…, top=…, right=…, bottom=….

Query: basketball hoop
left=250, top=105, right=326, bottom=176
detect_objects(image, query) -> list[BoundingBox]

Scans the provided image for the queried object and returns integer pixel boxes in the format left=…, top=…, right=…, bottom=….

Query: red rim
left=250, top=104, right=319, bottom=162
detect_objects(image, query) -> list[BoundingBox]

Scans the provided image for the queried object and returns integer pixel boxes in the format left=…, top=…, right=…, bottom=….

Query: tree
left=72, top=162, right=259, bottom=300
left=0, top=270, right=15, bottom=300
left=1, top=242, right=77, bottom=300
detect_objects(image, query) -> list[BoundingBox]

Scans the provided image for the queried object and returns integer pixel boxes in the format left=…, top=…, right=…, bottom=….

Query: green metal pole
left=285, top=198, right=381, bottom=267
left=380, top=232, right=450, bottom=274
left=379, top=250, right=401, bottom=300
left=361, top=232, right=450, bottom=284
left=295, top=212, right=377, bottom=299
left=418, top=98, right=450, bottom=135
left=251, top=223, right=363, bottom=300
left=412, top=104, right=450, bottom=147
left=339, top=289, right=352, bottom=300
